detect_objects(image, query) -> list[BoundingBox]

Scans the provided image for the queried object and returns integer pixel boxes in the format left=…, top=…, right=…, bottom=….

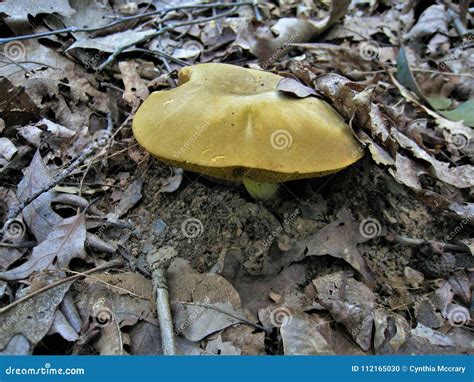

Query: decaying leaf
left=313, top=271, right=375, bottom=351
left=280, top=311, right=334, bottom=355
left=16, top=151, right=62, bottom=243
left=168, top=258, right=252, bottom=342
left=0, top=277, right=73, bottom=352
left=0, top=211, right=87, bottom=280
left=306, top=209, right=376, bottom=285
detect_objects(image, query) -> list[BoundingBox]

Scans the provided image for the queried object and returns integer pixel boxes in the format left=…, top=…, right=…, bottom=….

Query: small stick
left=147, top=247, right=178, bottom=355
left=0, top=241, right=36, bottom=249
left=0, top=1, right=255, bottom=44
left=387, top=233, right=467, bottom=252
left=154, top=268, right=176, bottom=354
left=97, top=6, right=244, bottom=70
left=1, top=114, right=114, bottom=236
left=0, top=259, right=122, bottom=314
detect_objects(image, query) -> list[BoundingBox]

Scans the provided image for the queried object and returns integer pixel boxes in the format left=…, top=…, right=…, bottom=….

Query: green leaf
left=427, top=96, right=452, bottom=110
left=396, top=47, right=424, bottom=99
left=440, top=99, right=474, bottom=127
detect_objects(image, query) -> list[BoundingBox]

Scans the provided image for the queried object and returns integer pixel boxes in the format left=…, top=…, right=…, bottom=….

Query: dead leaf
left=404, top=5, right=448, bottom=42
left=168, top=258, right=251, bottom=342
left=313, top=271, right=375, bottom=351
left=280, top=311, right=334, bottom=355
left=129, top=321, right=162, bottom=355
left=0, top=211, right=87, bottom=280
left=306, top=209, right=376, bottom=286
left=221, top=244, right=306, bottom=314
left=118, top=61, right=150, bottom=107
left=0, top=277, right=73, bottom=351
left=0, top=0, right=75, bottom=19
left=277, top=77, right=318, bottom=98
left=16, top=151, right=62, bottom=243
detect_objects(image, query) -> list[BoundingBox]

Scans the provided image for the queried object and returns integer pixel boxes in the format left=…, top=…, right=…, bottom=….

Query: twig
left=387, top=233, right=467, bottom=252
left=0, top=259, right=122, bottom=314
left=147, top=247, right=178, bottom=355
left=153, top=268, right=176, bottom=355
left=133, top=48, right=188, bottom=67
left=1, top=114, right=114, bottom=236
left=411, top=68, right=474, bottom=78
left=0, top=241, right=36, bottom=249
left=97, top=5, right=243, bottom=70
left=0, top=1, right=255, bottom=44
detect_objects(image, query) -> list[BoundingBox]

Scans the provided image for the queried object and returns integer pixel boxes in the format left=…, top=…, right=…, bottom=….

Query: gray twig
left=0, top=1, right=255, bottom=44
left=97, top=5, right=245, bottom=70
left=147, top=247, right=178, bottom=355
left=1, top=114, right=114, bottom=236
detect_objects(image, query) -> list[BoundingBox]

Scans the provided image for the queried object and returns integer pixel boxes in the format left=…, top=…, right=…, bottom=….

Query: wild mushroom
left=132, top=63, right=363, bottom=200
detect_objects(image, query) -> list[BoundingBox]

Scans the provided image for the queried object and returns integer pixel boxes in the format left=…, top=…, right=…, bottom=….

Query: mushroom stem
left=243, top=178, right=279, bottom=201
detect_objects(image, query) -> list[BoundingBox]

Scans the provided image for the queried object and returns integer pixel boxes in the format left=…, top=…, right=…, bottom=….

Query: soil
left=124, top=153, right=465, bottom=309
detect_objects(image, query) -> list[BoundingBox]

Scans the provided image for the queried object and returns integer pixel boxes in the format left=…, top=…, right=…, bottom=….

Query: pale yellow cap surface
left=132, top=63, right=363, bottom=182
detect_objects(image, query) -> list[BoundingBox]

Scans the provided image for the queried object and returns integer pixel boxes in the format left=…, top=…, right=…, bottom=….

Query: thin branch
left=1, top=114, right=114, bottom=236
left=97, top=5, right=243, bottom=70
left=0, top=1, right=255, bottom=44
left=0, top=259, right=122, bottom=314
left=133, top=48, right=188, bottom=67
left=0, top=241, right=36, bottom=249
left=152, top=267, right=176, bottom=355
left=387, top=233, right=467, bottom=252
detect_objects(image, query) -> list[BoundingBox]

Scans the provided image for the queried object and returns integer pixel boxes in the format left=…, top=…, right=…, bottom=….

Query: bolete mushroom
left=133, top=63, right=363, bottom=200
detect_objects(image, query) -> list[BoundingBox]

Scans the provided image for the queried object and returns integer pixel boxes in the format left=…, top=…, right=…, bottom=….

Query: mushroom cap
left=132, top=63, right=363, bottom=182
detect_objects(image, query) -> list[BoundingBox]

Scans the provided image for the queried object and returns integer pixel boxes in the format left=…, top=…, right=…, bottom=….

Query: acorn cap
left=132, top=63, right=363, bottom=182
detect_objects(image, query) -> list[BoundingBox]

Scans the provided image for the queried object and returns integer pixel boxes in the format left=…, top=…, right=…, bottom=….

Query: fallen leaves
left=306, top=209, right=376, bottom=286
left=0, top=210, right=87, bottom=280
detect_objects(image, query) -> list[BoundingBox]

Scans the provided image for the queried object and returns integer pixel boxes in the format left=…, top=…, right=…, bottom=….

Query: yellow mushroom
left=132, top=63, right=363, bottom=200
